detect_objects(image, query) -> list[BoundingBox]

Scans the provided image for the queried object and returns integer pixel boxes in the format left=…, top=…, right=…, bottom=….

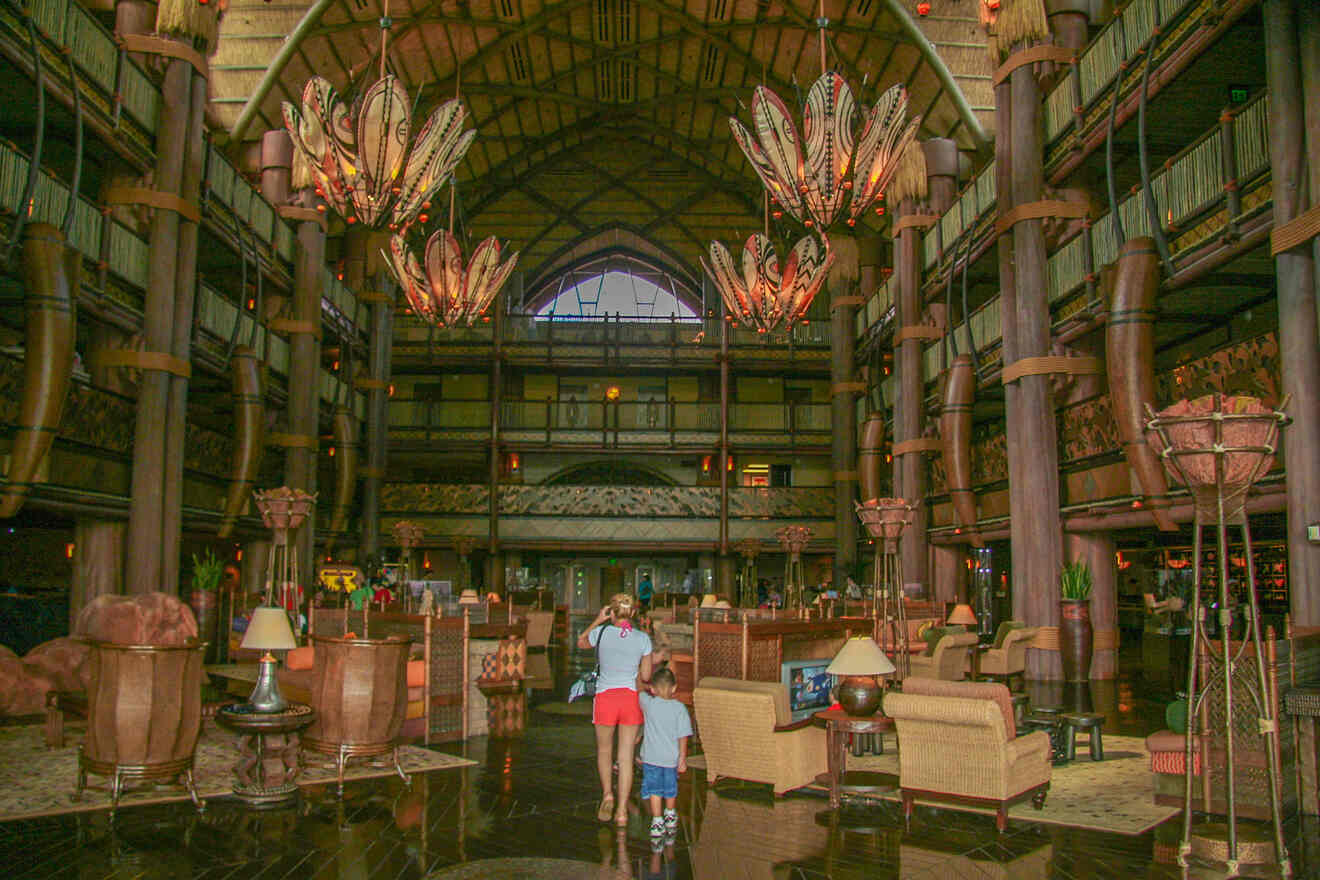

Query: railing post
left=545, top=396, right=552, bottom=445
left=1218, top=106, right=1242, bottom=241
left=669, top=397, right=676, bottom=447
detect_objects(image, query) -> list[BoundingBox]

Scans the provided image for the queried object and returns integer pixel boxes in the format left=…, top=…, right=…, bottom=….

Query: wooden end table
left=812, top=709, right=897, bottom=809
left=216, top=703, right=316, bottom=807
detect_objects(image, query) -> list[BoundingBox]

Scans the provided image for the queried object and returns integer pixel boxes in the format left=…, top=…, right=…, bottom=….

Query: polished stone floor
left=1, top=641, right=1315, bottom=879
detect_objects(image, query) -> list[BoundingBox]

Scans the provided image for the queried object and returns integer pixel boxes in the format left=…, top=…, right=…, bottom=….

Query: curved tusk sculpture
left=857, top=411, right=887, bottom=504
left=1107, top=237, right=1176, bottom=531
left=940, top=354, right=983, bottom=546
left=325, top=405, right=359, bottom=555
left=0, top=224, right=76, bottom=518
left=217, top=346, right=264, bottom=538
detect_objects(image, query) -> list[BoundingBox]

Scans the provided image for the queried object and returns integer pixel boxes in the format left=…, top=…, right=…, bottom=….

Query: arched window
left=533, top=254, right=701, bottom=322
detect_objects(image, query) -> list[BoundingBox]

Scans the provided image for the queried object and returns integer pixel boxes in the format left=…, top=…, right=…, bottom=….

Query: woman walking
left=578, top=593, right=654, bottom=826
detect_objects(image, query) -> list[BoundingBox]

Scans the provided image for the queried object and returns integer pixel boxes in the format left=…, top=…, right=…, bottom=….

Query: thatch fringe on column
left=992, top=0, right=1049, bottom=59
left=290, top=148, right=313, bottom=194
left=156, top=0, right=222, bottom=54
left=887, top=140, right=929, bottom=207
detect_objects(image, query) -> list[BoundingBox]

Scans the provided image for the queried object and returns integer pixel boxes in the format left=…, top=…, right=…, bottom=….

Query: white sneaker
left=649, top=817, right=665, bottom=837
left=663, top=808, right=678, bottom=832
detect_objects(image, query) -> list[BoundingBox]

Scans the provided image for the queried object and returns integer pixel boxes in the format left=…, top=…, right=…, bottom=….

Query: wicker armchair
left=976, top=626, right=1038, bottom=689
left=885, top=685, right=1051, bottom=831
left=692, top=677, right=827, bottom=796
left=907, top=630, right=978, bottom=681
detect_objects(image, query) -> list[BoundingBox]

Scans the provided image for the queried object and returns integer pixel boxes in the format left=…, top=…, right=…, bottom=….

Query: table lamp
left=240, top=606, right=297, bottom=712
left=826, top=636, right=896, bottom=716
left=947, top=603, right=978, bottom=627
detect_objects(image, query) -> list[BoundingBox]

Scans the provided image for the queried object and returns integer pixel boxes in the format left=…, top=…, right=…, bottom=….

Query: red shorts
left=593, top=687, right=643, bottom=726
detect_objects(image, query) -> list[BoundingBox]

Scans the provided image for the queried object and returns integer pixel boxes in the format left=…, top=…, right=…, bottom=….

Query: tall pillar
left=346, top=228, right=391, bottom=566
left=241, top=540, right=272, bottom=603
left=125, top=15, right=203, bottom=595
left=72, top=520, right=125, bottom=628
left=1066, top=532, right=1117, bottom=679
left=1000, top=37, right=1065, bottom=679
left=488, top=298, right=504, bottom=597
left=931, top=545, right=963, bottom=606
left=829, top=236, right=861, bottom=590
left=718, top=302, right=733, bottom=596
left=262, top=131, right=324, bottom=591
left=1267, top=0, right=1320, bottom=627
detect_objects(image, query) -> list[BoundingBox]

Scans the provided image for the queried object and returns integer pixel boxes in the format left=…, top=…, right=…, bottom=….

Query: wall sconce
left=508, top=452, right=520, bottom=472
left=701, top=455, right=712, bottom=474
left=605, top=385, right=621, bottom=401
left=65, top=542, right=75, bottom=559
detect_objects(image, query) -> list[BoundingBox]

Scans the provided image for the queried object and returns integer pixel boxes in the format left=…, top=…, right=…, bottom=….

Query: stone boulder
left=74, top=592, right=199, bottom=646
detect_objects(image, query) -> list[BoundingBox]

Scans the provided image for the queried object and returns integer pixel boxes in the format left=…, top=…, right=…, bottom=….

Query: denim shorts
left=640, top=762, right=678, bottom=799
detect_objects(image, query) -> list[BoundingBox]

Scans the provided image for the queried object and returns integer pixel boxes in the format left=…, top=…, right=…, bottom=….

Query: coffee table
left=216, top=703, right=315, bottom=806
left=812, top=709, right=897, bottom=809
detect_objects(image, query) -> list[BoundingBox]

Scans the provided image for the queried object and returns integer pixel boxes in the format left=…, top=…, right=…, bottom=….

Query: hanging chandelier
left=282, top=75, right=476, bottom=232
left=386, top=229, right=518, bottom=327
left=730, top=74, right=920, bottom=231
left=701, top=233, right=833, bottom=333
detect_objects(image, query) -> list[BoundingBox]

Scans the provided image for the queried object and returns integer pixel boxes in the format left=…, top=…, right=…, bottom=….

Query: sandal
left=596, top=795, right=615, bottom=823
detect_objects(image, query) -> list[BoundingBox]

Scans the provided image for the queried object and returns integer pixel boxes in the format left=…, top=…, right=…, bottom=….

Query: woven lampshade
left=240, top=607, right=297, bottom=652
left=458, top=589, right=481, bottom=605
left=826, top=636, right=896, bottom=677
left=947, top=603, right=978, bottom=626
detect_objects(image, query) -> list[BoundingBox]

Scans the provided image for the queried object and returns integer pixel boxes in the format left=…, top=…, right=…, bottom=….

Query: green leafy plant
left=191, top=549, right=224, bottom=593
left=1060, top=559, right=1093, bottom=601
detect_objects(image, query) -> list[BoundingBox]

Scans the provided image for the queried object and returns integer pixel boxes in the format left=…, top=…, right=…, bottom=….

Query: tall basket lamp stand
left=856, top=498, right=913, bottom=679
left=1145, top=394, right=1291, bottom=878
left=776, top=525, right=812, bottom=611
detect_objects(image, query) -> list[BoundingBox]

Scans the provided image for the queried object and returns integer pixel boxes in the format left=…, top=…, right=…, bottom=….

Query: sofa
left=907, top=630, right=979, bottom=681
left=885, top=678, right=1051, bottom=831
left=692, top=677, right=827, bottom=796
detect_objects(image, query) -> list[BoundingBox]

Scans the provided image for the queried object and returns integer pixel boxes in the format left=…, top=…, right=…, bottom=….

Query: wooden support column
left=1003, top=42, right=1064, bottom=680
left=829, top=235, right=861, bottom=590
left=1265, top=0, right=1320, bottom=627
left=1065, top=532, right=1117, bottom=679
left=346, top=228, right=391, bottom=566
left=241, top=540, right=271, bottom=604
left=125, top=33, right=191, bottom=594
left=488, top=298, right=504, bottom=596
left=263, top=131, right=324, bottom=588
left=931, top=544, right=963, bottom=605
left=72, top=520, right=125, bottom=629
left=718, top=300, right=732, bottom=596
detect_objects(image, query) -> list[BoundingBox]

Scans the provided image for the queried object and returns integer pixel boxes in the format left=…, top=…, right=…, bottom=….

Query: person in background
left=578, top=593, right=654, bottom=826
left=638, top=573, right=654, bottom=611
left=639, top=666, right=691, bottom=840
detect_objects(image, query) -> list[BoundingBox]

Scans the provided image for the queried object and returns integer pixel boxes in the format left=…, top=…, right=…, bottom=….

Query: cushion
left=899, top=677, right=1015, bottom=738
left=407, top=659, right=426, bottom=687
left=22, top=637, right=89, bottom=692
left=923, top=625, right=965, bottom=657
left=993, top=620, right=1026, bottom=649
left=1165, top=699, right=1188, bottom=734
left=0, top=655, right=55, bottom=716
left=286, top=646, right=315, bottom=670
left=493, top=636, right=526, bottom=680
left=1146, top=728, right=1196, bottom=752
left=480, top=653, right=498, bottom=680
left=75, top=592, right=199, bottom=646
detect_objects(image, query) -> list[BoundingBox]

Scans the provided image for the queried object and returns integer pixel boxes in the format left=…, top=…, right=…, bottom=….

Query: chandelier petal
left=730, top=118, right=802, bottom=222
left=742, top=234, right=782, bottom=330
left=850, top=84, right=920, bottom=222
left=392, top=98, right=477, bottom=231
left=802, top=72, right=856, bottom=229
left=749, top=86, right=807, bottom=218
left=424, top=229, right=465, bottom=326
left=781, top=235, right=834, bottom=325
left=388, top=235, right=435, bottom=322
left=282, top=77, right=353, bottom=217
left=701, top=240, right=750, bottom=319
left=465, top=236, right=519, bottom=321
left=351, top=75, right=411, bottom=227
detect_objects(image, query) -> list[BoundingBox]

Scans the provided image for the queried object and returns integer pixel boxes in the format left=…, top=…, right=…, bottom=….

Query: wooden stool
left=1010, top=694, right=1030, bottom=728
left=1062, top=712, right=1105, bottom=761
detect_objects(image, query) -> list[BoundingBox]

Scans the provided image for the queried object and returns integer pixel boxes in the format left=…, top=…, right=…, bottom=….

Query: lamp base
left=837, top=675, right=881, bottom=716
left=248, top=655, right=288, bottom=713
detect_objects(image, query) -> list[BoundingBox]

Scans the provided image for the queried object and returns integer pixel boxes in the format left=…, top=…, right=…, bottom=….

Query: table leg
left=1062, top=725, right=1076, bottom=762
left=827, top=726, right=844, bottom=810
left=1090, top=727, right=1103, bottom=761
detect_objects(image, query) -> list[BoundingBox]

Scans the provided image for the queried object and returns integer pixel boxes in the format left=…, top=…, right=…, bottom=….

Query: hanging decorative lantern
left=386, top=229, right=518, bottom=327
left=702, top=233, right=833, bottom=333
left=282, top=75, right=476, bottom=232
left=729, top=74, right=920, bottom=231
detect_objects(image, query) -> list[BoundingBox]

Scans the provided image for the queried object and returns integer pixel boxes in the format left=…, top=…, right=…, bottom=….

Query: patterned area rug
left=0, top=722, right=476, bottom=822
left=689, top=735, right=1180, bottom=835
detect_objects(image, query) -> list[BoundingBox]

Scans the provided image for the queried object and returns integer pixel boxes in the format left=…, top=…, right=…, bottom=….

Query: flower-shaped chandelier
left=387, top=229, right=518, bottom=327
left=730, top=74, right=920, bottom=231
left=282, top=75, right=476, bottom=232
left=701, top=233, right=833, bottom=333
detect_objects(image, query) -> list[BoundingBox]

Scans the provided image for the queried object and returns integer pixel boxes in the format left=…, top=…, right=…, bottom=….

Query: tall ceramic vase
left=1059, top=598, right=1093, bottom=682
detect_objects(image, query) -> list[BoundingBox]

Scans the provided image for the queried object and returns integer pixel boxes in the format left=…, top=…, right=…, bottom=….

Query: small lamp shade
left=700, top=593, right=718, bottom=608
left=458, top=589, right=481, bottom=604
left=240, top=607, right=297, bottom=651
left=826, top=637, right=894, bottom=717
left=826, top=636, right=897, bottom=677
left=947, top=603, right=978, bottom=626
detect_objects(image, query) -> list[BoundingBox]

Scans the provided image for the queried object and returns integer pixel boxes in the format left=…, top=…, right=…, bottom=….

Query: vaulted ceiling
left=210, top=0, right=995, bottom=287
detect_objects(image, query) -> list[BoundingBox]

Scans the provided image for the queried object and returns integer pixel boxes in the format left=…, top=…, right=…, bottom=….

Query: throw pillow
left=993, top=620, right=1026, bottom=649
left=1165, top=699, right=1189, bottom=734
left=923, top=625, right=966, bottom=656
left=480, top=652, right=498, bottom=681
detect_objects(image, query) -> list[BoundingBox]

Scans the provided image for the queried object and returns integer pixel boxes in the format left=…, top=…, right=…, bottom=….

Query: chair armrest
left=774, top=717, right=815, bottom=733
left=1007, top=729, right=1050, bottom=763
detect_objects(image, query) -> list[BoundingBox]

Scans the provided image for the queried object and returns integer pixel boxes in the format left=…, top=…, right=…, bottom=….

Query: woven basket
left=253, top=487, right=317, bottom=530
left=775, top=525, right=812, bottom=555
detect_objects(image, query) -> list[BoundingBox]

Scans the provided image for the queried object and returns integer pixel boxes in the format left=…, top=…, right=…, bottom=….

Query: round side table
left=216, top=703, right=316, bottom=807
left=812, top=709, right=897, bottom=809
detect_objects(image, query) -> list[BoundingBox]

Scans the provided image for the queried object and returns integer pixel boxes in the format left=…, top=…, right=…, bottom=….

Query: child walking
left=638, top=666, right=692, bottom=840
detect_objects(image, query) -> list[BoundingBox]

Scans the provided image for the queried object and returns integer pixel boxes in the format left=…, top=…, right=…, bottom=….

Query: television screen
left=784, top=662, right=832, bottom=719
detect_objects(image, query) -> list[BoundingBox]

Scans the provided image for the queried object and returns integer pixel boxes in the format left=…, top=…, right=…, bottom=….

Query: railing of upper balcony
left=388, top=397, right=833, bottom=438
left=859, top=90, right=1271, bottom=382
left=397, top=314, right=833, bottom=349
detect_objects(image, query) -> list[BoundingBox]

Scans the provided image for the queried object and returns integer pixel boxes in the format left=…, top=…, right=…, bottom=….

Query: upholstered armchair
left=692, top=677, right=827, bottom=796
left=885, top=682, right=1051, bottom=831
left=976, top=626, right=1038, bottom=689
left=907, top=630, right=978, bottom=681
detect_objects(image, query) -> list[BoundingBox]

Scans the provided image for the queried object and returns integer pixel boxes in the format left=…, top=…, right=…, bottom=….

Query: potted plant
left=1059, top=559, right=1094, bottom=682
left=189, top=549, right=225, bottom=662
